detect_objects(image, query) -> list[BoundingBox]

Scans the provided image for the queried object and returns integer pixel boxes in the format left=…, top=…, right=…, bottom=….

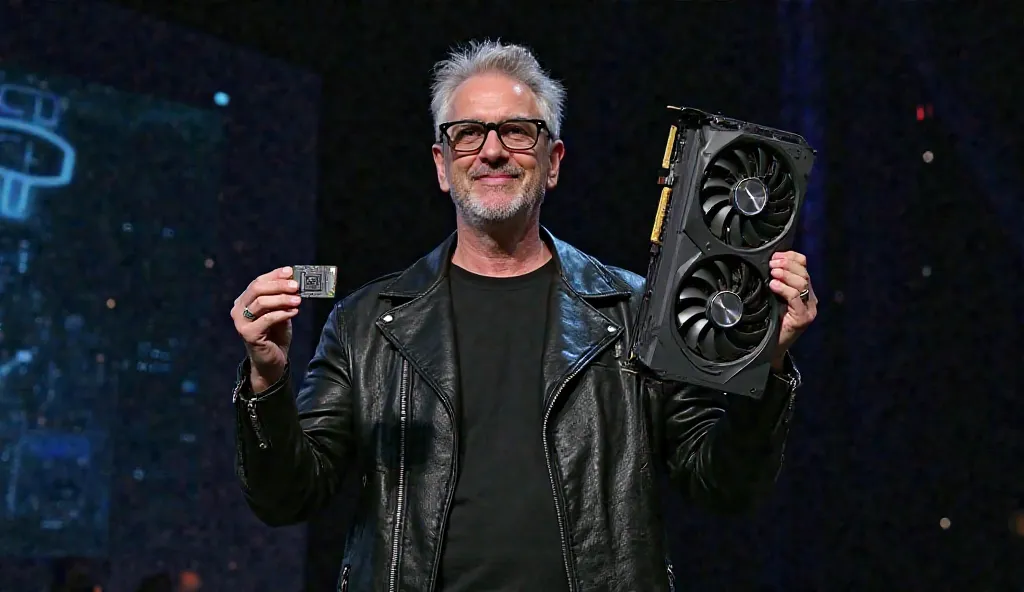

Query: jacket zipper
left=541, top=327, right=621, bottom=592
left=247, top=399, right=269, bottom=450
left=339, top=564, right=350, bottom=592
left=428, top=388, right=459, bottom=591
left=388, top=359, right=410, bottom=592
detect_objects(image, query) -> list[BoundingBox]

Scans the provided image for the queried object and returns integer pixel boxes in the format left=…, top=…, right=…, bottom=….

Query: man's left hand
left=767, top=250, right=818, bottom=369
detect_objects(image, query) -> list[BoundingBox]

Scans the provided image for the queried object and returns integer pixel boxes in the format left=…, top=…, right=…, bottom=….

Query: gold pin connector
left=649, top=186, right=673, bottom=244
left=661, top=125, right=678, bottom=169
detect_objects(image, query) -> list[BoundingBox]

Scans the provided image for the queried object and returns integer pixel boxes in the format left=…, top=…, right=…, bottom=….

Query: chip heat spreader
left=292, top=265, right=338, bottom=298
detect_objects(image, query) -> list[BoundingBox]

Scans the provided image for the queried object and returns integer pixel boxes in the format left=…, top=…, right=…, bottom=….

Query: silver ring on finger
left=242, top=307, right=257, bottom=320
left=799, top=288, right=810, bottom=303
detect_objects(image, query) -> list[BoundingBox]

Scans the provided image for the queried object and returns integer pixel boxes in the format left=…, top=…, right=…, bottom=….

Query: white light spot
left=921, top=265, right=932, bottom=277
left=607, top=325, right=617, bottom=333
left=922, top=150, right=934, bottom=163
left=382, top=314, right=394, bottom=323
left=133, top=468, right=145, bottom=481
left=214, top=91, right=230, bottom=107
left=939, top=517, right=951, bottom=530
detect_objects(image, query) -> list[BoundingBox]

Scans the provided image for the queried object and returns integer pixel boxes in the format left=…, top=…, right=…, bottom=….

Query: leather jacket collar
left=374, top=226, right=636, bottom=416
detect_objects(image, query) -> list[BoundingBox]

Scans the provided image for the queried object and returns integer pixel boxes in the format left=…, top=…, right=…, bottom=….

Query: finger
left=240, top=294, right=302, bottom=319
left=769, top=279, right=806, bottom=307
left=768, top=257, right=809, bottom=279
left=241, top=308, right=299, bottom=337
left=769, top=267, right=809, bottom=293
left=238, top=277, right=300, bottom=307
left=772, top=250, right=808, bottom=268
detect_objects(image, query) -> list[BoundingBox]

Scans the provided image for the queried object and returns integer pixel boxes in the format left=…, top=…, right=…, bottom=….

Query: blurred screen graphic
left=0, top=2, right=320, bottom=589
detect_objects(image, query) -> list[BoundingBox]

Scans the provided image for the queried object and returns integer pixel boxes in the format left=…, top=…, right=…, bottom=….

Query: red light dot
left=916, top=106, right=925, bottom=121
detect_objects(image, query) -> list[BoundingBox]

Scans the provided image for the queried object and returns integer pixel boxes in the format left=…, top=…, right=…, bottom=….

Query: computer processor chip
left=292, top=265, right=337, bottom=298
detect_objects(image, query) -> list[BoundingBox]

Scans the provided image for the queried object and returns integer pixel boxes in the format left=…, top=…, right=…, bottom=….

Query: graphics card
left=629, top=107, right=816, bottom=398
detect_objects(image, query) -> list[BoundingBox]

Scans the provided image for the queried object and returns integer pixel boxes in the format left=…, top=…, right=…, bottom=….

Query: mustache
left=468, top=165, right=523, bottom=180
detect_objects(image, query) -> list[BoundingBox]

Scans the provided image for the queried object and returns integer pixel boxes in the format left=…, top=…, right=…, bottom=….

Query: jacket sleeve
left=652, top=353, right=800, bottom=514
left=232, top=303, right=355, bottom=527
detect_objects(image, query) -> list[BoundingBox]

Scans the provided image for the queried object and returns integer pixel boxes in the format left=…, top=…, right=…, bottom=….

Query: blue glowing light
left=0, top=83, right=76, bottom=221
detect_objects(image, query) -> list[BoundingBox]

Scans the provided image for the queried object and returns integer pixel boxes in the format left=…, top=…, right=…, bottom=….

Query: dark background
left=6, top=0, right=1024, bottom=589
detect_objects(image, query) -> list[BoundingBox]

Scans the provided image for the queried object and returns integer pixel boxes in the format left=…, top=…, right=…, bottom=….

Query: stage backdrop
left=0, top=1, right=320, bottom=590
left=3, top=1, right=1020, bottom=590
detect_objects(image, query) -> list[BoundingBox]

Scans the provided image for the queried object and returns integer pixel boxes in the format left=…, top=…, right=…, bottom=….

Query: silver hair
left=430, top=39, right=566, bottom=142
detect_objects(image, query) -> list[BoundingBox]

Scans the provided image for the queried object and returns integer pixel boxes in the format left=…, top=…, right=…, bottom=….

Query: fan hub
left=730, top=177, right=769, bottom=216
left=706, top=290, right=744, bottom=329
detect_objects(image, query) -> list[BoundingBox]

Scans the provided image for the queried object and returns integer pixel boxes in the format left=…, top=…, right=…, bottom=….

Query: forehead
left=448, top=72, right=540, bottom=121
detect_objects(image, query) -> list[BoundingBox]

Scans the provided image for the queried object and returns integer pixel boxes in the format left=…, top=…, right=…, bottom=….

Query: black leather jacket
left=232, top=229, right=801, bottom=592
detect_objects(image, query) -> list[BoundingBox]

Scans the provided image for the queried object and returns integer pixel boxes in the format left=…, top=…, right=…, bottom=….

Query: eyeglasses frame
left=437, top=118, right=554, bottom=153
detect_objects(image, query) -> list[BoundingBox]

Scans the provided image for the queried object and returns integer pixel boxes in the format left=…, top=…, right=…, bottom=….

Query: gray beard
left=446, top=155, right=549, bottom=228
left=451, top=187, right=544, bottom=226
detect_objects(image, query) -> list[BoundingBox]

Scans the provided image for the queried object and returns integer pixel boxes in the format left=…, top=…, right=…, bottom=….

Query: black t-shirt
left=438, top=258, right=568, bottom=592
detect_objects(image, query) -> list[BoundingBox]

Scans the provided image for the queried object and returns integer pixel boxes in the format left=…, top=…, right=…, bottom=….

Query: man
left=230, top=40, right=817, bottom=592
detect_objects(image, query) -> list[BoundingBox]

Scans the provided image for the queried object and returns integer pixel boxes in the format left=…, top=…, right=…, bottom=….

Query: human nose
left=478, top=129, right=509, bottom=162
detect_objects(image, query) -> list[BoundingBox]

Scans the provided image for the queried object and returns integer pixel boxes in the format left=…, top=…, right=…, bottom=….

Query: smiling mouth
left=474, top=175, right=517, bottom=184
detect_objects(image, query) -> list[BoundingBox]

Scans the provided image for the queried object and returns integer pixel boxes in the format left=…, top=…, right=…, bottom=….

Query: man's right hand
left=231, top=266, right=302, bottom=393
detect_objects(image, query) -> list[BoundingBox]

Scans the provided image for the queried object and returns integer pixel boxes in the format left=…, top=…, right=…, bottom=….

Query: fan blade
left=745, top=294, right=771, bottom=324
left=727, top=214, right=744, bottom=247
left=726, top=325, right=766, bottom=349
left=676, top=305, right=706, bottom=330
left=704, top=178, right=732, bottom=192
left=768, top=191, right=795, bottom=209
left=765, top=197, right=792, bottom=211
left=712, top=157, right=741, bottom=179
left=713, top=260, right=731, bottom=284
left=700, top=327, right=720, bottom=360
left=752, top=220, right=784, bottom=239
left=713, top=329, right=746, bottom=361
left=732, top=148, right=755, bottom=177
left=741, top=274, right=763, bottom=304
left=701, top=194, right=730, bottom=216
left=684, top=317, right=709, bottom=350
left=756, top=147, right=769, bottom=176
left=709, top=204, right=732, bottom=238
left=770, top=173, right=793, bottom=199
left=768, top=158, right=783, bottom=186
left=741, top=218, right=764, bottom=246
left=760, top=208, right=791, bottom=225
left=732, top=261, right=747, bottom=291
left=677, top=287, right=706, bottom=305
left=691, top=268, right=719, bottom=292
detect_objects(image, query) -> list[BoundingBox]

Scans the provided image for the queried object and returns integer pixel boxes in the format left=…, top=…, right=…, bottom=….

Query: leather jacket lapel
left=377, top=233, right=460, bottom=412
left=541, top=278, right=624, bottom=409
left=541, top=230, right=634, bottom=408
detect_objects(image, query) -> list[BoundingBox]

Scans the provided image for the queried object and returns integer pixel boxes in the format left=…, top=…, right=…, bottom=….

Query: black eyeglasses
left=438, top=118, right=552, bottom=152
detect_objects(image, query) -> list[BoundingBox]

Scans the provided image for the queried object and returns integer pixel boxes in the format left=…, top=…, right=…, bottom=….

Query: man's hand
left=767, top=250, right=818, bottom=370
left=231, top=266, right=302, bottom=392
